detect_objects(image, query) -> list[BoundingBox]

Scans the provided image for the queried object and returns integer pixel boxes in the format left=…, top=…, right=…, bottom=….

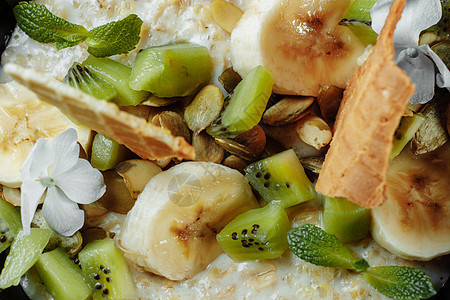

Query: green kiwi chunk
left=340, top=21, right=378, bottom=45
left=0, top=228, right=52, bottom=288
left=78, top=237, right=136, bottom=300
left=217, top=202, right=290, bottom=261
left=90, top=133, right=130, bottom=171
left=35, top=247, right=91, bottom=300
left=390, top=114, right=425, bottom=161
left=83, top=55, right=150, bottom=106
left=63, top=62, right=117, bottom=101
left=206, top=65, right=273, bottom=138
left=244, top=149, right=316, bottom=208
left=323, top=197, right=371, bottom=243
left=434, top=0, right=449, bottom=38
left=129, top=43, right=212, bottom=97
left=0, top=197, right=21, bottom=254
left=343, top=0, right=377, bottom=22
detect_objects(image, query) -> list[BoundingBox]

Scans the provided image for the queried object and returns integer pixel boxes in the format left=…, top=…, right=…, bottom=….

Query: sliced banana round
left=231, top=0, right=366, bottom=96
left=119, top=162, right=259, bottom=281
left=371, top=143, right=450, bottom=261
left=0, top=82, right=92, bottom=188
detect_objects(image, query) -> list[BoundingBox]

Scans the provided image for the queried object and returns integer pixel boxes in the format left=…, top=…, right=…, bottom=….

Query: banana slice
left=371, top=143, right=450, bottom=261
left=231, top=0, right=366, bottom=96
left=119, top=162, right=259, bottom=280
left=0, top=82, right=91, bottom=188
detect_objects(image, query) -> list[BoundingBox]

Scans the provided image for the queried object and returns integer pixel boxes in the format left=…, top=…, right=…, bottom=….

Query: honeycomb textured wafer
left=315, top=0, right=415, bottom=208
left=4, top=63, right=195, bottom=161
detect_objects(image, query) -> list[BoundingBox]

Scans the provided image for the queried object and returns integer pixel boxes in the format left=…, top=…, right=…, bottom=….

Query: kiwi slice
left=129, top=43, right=212, bottom=97
left=83, top=55, right=150, bottom=106
left=78, top=237, right=136, bottom=300
left=0, top=228, right=52, bottom=288
left=244, top=149, right=316, bottom=208
left=390, top=114, right=425, bottom=161
left=0, top=197, right=21, bottom=254
left=35, top=247, right=91, bottom=300
left=63, top=62, right=118, bottom=101
left=216, top=202, right=290, bottom=261
left=206, top=65, right=273, bottom=138
left=435, top=0, right=449, bottom=38
left=323, top=197, right=371, bottom=243
left=90, top=133, right=130, bottom=171
left=343, top=0, right=377, bottom=23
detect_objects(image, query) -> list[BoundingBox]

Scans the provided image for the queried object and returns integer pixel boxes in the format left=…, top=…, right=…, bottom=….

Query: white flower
left=20, top=128, right=106, bottom=236
left=371, top=0, right=450, bottom=104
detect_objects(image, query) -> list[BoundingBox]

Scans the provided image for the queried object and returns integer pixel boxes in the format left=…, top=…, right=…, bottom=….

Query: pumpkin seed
left=317, top=85, right=343, bottom=126
left=192, top=132, right=225, bottom=163
left=184, top=84, right=224, bottom=135
left=222, top=155, right=247, bottom=173
left=214, top=125, right=266, bottom=161
left=295, top=114, right=332, bottom=150
left=215, top=137, right=256, bottom=161
left=140, top=95, right=182, bottom=107
left=97, top=170, right=136, bottom=214
left=159, top=111, right=192, bottom=144
left=299, top=156, right=324, bottom=174
left=218, top=67, right=242, bottom=93
left=263, top=96, right=314, bottom=126
left=210, top=0, right=243, bottom=33
left=80, top=227, right=108, bottom=249
left=411, top=98, right=448, bottom=155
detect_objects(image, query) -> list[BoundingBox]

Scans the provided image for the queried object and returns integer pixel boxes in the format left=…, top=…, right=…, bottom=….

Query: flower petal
left=54, top=159, right=106, bottom=204
left=42, top=187, right=85, bottom=236
left=371, top=0, right=442, bottom=46
left=395, top=47, right=436, bottom=104
left=20, top=179, right=46, bottom=235
left=418, top=45, right=450, bottom=91
left=20, top=138, right=52, bottom=181
left=48, top=128, right=80, bottom=177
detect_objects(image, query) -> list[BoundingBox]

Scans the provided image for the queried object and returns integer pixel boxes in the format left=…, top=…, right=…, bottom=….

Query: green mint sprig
left=287, top=224, right=369, bottom=271
left=13, top=2, right=142, bottom=57
left=13, top=1, right=89, bottom=50
left=85, top=14, right=143, bottom=57
left=287, top=225, right=436, bottom=300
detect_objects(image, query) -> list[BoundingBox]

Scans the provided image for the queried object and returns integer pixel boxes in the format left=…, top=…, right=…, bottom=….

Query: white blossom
left=371, top=0, right=450, bottom=104
left=20, top=128, right=106, bottom=236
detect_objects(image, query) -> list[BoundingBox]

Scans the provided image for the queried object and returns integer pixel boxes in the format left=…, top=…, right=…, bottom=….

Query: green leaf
left=287, top=224, right=369, bottom=271
left=85, top=14, right=143, bottom=57
left=13, top=1, right=88, bottom=49
left=363, top=266, right=436, bottom=300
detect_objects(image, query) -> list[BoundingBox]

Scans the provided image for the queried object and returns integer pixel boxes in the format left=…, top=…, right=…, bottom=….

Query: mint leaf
left=287, top=224, right=369, bottom=271
left=13, top=2, right=88, bottom=50
left=363, top=266, right=436, bottom=300
left=85, top=14, right=143, bottom=57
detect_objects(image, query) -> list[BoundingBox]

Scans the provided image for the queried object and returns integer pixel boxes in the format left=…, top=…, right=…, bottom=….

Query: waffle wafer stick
left=315, top=0, right=415, bottom=208
left=4, top=63, right=195, bottom=161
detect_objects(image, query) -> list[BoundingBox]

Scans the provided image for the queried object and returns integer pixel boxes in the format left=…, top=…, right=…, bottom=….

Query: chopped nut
left=317, top=85, right=343, bottom=126
left=1, top=186, right=22, bottom=206
left=115, top=159, right=162, bottom=199
left=222, top=155, right=247, bottom=173
left=263, top=96, right=314, bottom=126
left=295, top=114, right=332, bottom=150
left=411, top=98, right=448, bottom=155
left=210, top=0, right=243, bottom=33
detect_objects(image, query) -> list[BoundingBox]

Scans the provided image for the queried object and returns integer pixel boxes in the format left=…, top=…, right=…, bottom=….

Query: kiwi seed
left=0, top=235, right=7, bottom=243
left=95, top=283, right=102, bottom=290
